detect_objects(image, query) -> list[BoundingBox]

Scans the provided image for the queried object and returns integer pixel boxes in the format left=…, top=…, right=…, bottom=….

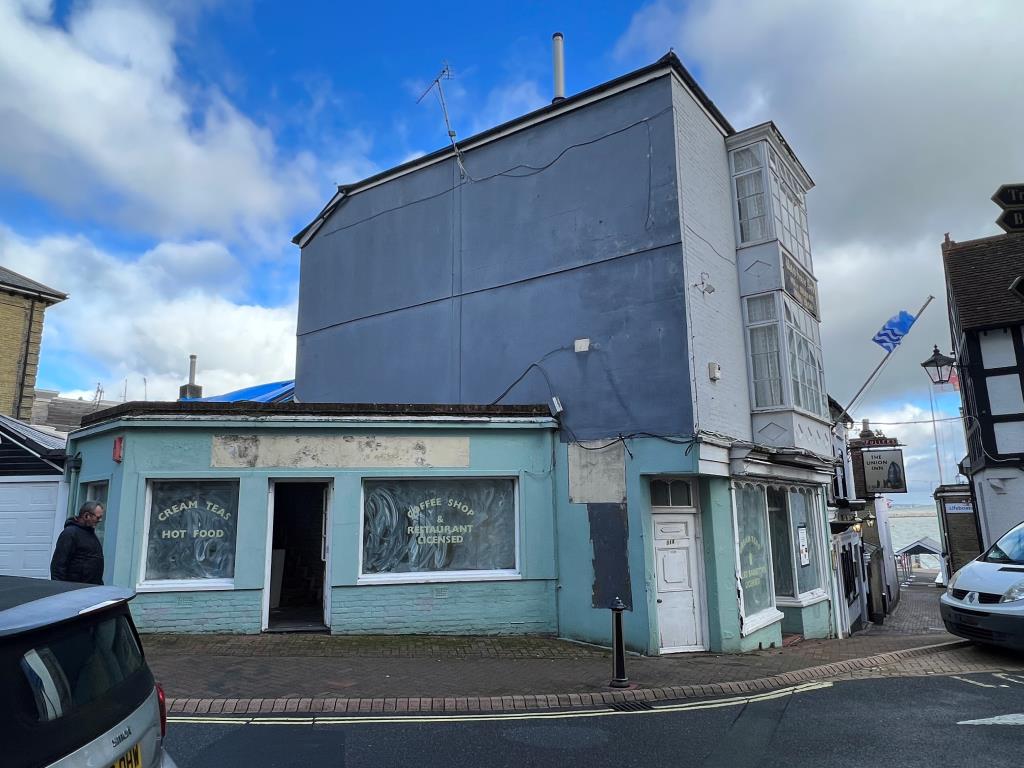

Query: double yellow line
left=168, top=680, right=832, bottom=727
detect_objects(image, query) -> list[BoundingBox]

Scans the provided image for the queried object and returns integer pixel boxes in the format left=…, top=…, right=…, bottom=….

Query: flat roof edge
left=79, top=401, right=555, bottom=428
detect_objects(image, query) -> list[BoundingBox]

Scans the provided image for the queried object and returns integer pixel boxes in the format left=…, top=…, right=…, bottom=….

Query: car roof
left=0, top=576, right=135, bottom=637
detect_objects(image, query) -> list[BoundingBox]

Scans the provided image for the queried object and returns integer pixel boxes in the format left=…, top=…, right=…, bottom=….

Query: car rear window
left=1, top=605, right=155, bottom=768
left=20, top=613, right=144, bottom=722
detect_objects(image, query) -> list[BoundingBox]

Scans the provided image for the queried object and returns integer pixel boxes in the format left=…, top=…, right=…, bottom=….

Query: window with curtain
left=732, top=144, right=770, bottom=244
left=746, top=294, right=784, bottom=408
left=784, top=298, right=827, bottom=417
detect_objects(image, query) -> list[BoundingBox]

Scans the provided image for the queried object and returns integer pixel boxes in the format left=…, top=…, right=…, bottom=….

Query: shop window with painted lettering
left=361, top=478, right=517, bottom=580
left=735, top=484, right=774, bottom=619
left=143, top=480, right=239, bottom=584
left=768, top=486, right=825, bottom=601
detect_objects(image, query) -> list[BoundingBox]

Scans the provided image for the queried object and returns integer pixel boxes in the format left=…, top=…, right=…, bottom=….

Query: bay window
left=744, top=292, right=828, bottom=418
left=746, top=295, right=784, bottom=407
left=768, top=147, right=812, bottom=270
left=784, top=299, right=828, bottom=417
left=731, top=144, right=769, bottom=243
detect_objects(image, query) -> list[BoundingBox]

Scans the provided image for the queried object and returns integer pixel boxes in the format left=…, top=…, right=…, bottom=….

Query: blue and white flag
left=872, top=310, right=917, bottom=353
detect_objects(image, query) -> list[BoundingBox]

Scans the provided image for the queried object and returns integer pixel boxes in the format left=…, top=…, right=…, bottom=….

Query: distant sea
left=887, top=504, right=941, bottom=569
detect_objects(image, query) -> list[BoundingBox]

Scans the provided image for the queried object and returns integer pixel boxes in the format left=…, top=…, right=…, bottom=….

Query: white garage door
left=0, top=480, right=60, bottom=578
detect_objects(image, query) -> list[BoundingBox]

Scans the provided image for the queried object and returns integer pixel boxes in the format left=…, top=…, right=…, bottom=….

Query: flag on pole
left=872, top=310, right=917, bottom=353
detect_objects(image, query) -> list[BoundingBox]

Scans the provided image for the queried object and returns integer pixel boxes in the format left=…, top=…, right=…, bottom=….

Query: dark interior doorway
left=268, top=482, right=327, bottom=632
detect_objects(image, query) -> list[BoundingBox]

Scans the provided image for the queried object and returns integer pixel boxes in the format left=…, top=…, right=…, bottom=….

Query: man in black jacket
left=50, top=501, right=105, bottom=584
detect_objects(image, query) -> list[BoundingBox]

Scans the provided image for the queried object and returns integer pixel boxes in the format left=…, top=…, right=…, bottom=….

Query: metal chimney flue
left=179, top=354, right=202, bottom=401
left=552, top=32, right=565, bottom=103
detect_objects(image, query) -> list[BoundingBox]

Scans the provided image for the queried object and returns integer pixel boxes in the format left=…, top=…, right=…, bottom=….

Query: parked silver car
left=940, top=520, right=1024, bottom=650
left=0, top=576, right=177, bottom=768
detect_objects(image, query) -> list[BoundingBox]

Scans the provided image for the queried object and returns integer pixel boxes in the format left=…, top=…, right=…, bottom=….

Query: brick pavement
left=152, top=579, right=1023, bottom=715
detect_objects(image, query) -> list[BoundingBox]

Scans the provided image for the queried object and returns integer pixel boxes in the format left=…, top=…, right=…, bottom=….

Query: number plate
left=111, top=743, right=142, bottom=768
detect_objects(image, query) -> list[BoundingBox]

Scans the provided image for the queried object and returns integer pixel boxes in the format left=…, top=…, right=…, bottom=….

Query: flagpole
left=841, top=295, right=935, bottom=418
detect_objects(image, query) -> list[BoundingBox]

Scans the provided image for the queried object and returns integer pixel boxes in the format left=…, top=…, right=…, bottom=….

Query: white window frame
left=768, top=485, right=829, bottom=607
left=767, top=147, right=813, bottom=271
left=82, top=479, right=110, bottom=545
left=732, top=482, right=785, bottom=637
left=744, top=293, right=786, bottom=409
left=730, top=142, right=775, bottom=247
left=357, top=475, right=522, bottom=585
left=136, top=478, right=239, bottom=592
left=783, top=295, right=828, bottom=418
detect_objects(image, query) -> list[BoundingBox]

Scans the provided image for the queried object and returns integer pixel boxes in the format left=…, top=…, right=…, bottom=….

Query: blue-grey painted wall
left=296, top=76, right=692, bottom=441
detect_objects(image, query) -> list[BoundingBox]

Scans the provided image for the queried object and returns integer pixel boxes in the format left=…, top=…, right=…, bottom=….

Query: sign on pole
left=997, top=208, right=1024, bottom=234
left=992, top=184, right=1024, bottom=233
left=862, top=449, right=908, bottom=494
left=992, top=184, right=1024, bottom=209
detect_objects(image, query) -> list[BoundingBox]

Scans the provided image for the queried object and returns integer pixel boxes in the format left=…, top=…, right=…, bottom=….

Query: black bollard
left=609, top=596, right=629, bottom=688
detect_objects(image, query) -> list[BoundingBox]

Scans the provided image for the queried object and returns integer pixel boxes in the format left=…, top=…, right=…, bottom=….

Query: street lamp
left=921, top=345, right=956, bottom=385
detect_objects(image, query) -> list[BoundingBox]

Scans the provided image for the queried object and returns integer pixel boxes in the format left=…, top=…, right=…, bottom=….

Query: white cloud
left=614, top=0, right=1022, bottom=413
left=0, top=0, right=324, bottom=244
left=468, top=80, right=547, bottom=135
left=0, top=223, right=296, bottom=401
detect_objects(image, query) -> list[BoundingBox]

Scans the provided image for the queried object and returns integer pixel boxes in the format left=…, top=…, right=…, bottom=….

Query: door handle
left=657, top=599, right=663, bottom=604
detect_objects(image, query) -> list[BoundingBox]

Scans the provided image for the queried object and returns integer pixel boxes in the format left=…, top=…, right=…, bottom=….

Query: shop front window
left=144, top=480, right=239, bottom=583
left=767, top=486, right=824, bottom=599
left=735, top=484, right=774, bottom=618
left=362, top=478, right=517, bottom=580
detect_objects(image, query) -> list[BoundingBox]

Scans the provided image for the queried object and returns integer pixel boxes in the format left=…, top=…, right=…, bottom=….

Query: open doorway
left=267, top=481, right=329, bottom=632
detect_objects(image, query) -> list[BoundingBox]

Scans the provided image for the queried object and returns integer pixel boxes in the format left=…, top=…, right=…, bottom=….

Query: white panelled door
left=653, top=512, right=707, bottom=652
left=0, top=480, right=60, bottom=578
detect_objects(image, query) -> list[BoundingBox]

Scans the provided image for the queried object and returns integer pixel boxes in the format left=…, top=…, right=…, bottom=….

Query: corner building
left=291, top=53, right=837, bottom=652
left=69, top=53, right=838, bottom=653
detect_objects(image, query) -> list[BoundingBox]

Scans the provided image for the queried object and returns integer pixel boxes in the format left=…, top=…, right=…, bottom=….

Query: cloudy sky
left=2, top=0, right=1016, bottom=502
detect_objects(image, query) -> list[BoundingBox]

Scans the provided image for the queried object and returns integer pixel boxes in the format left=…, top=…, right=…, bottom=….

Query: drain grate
left=608, top=700, right=654, bottom=712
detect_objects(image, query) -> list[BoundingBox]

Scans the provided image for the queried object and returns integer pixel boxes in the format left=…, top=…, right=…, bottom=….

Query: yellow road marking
left=167, top=681, right=832, bottom=727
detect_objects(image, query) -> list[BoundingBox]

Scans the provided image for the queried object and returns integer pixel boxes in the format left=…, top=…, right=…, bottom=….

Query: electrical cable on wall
left=318, top=106, right=674, bottom=241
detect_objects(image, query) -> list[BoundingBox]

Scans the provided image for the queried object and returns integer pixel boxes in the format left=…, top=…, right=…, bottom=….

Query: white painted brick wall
left=672, top=80, right=753, bottom=442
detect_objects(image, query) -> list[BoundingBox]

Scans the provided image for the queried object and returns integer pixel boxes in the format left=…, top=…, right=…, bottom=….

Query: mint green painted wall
left=331, top=581, right=555, bottom=634
left=71, top=428, right=128, bottom=586
left=698, top=476, right=739, bottom=652
left=131, top=590, right=262, bottom=633
left=780, top=599, right=832, bottom=639
left=69, top=421, right=558, bottom=634
left=554, top=436, right=699, bottom=654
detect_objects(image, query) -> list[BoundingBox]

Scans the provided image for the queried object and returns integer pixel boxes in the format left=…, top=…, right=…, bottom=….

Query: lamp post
left=920, top=346, right=957, bottom=485
left=920, top=345, right=958, bottom=586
